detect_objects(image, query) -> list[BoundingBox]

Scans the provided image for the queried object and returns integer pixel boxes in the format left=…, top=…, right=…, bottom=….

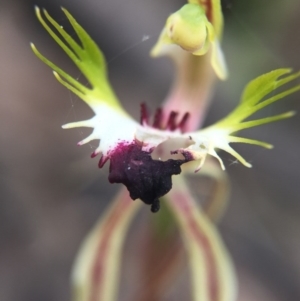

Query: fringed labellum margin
left=31, top=3, right=300, bottom=301
left=31, top=8, right=300, bottom=214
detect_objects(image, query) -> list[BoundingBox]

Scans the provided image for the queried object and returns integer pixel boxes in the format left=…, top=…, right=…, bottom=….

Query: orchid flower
left=31, top=4, right=300, bottom=301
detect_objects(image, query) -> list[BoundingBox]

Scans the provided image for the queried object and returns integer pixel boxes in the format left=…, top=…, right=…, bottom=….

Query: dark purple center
left=108, top=142, right=188, bottom=212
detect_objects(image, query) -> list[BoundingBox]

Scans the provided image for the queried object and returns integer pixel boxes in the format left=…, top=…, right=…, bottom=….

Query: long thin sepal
left=166, top=177, right=237, bottom=301
left=72, top=189, right=141, bottom=301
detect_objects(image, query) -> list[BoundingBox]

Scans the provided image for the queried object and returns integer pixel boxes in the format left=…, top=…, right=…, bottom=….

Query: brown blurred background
left=0, top=0, right=300, bottom=300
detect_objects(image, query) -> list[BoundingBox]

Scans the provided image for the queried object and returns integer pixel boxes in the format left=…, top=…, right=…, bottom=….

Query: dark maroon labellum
left=108, top=142, right=188, bottom=212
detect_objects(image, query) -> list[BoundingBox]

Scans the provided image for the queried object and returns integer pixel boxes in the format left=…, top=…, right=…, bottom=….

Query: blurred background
left=0, top=0, right=300, bottom=300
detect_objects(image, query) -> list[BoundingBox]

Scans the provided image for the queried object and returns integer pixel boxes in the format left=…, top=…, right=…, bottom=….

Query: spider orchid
left=31, top=2, right=300, bottom=301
